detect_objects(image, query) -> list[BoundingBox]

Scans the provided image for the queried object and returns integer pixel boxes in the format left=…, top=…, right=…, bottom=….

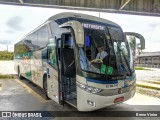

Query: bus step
left=61, top=91, right=77, bottom=96
left=60, top=82, right=76, bottom=85
left=65, top=98, right=76, bottom=101
left=66, top=93, right=76, bottom=98
left=61, top=91, right=71, bottom=93
left=65, top=99, right=77, bottom=108
left=71, top=92, right=77, bottom=96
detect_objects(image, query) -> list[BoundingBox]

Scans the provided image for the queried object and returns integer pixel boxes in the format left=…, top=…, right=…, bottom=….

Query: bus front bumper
left=77, top=85, right=136, bottom=111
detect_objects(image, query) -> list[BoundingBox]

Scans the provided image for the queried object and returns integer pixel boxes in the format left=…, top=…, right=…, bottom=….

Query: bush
left=0, top=74, right=15, bottom=79
left=0, top=51, right=14, bottom=60
left=135, top=67, right=151, bottom=70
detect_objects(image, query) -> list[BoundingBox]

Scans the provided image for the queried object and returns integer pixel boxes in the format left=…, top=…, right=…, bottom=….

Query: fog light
left=87, top=100, right=96, bottom=107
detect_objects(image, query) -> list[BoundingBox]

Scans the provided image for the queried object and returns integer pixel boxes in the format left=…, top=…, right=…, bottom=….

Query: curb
left=147, top=81, right=160, bottom=85
left=136, top=83, right=160, bottom=90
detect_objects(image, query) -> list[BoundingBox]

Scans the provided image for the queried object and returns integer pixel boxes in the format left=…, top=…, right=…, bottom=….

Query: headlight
left=78, top=83, right=103, bottom=94
left=125, top=79, right=136, bottom=86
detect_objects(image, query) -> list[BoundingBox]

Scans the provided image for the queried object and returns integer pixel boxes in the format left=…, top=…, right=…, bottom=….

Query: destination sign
left=82, top=23, right=105, bottom=30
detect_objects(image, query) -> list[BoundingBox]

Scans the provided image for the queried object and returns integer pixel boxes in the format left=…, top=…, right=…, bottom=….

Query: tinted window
left=38, top=26, right=49, bottom=48
left=50, top=21, right=69, bottom=35
left=24, top=33, right=39, bottom=52
left=48, top=37, right=57, bottom=69
left=14, top=41, right=29, bottom=56
left=30, top=32, right=38, bottom=46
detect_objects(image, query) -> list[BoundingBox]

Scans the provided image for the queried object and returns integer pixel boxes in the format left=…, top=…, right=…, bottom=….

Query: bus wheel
left=43, top=75, right=50, bottom=100
left=18, top=66, right=23, bottom=80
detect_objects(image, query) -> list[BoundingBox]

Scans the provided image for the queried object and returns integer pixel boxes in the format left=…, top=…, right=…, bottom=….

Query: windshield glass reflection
left=79, top=24, right=132, bottom=75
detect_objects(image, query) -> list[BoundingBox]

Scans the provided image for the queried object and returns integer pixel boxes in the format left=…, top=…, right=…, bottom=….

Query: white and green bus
left=14, top=12, right=145, bottom=111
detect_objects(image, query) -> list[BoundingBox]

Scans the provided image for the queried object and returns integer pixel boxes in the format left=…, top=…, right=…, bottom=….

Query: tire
left=18, top=66, right=23, bottom=80
left=43, top=75, right=50, bottom=100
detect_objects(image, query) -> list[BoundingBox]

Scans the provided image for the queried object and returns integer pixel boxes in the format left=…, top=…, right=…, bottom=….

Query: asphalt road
left=0, top=79, right=160, bottom=120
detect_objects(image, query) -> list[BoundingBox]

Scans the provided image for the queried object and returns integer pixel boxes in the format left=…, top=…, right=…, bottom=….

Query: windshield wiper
left=116, top=43, right=132, bottom=76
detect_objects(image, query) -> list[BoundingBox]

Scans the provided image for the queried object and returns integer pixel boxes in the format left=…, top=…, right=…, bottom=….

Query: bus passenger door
left=58, top=33, right=77, bottom=105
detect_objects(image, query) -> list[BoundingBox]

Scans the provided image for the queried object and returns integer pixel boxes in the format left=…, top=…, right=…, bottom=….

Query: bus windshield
left=79, top=23, right=133, bottom=76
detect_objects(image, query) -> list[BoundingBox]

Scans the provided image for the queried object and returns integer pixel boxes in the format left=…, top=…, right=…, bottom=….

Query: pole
left=99, top=12, right=100, bottom=18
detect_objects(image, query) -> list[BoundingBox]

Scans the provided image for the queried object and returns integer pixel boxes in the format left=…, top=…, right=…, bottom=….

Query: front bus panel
left=76, top=76, right=136, bottom=111
left=75, top=22, right=136, bottom=111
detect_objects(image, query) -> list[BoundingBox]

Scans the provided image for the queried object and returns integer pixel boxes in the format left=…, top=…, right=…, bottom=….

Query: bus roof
left=47, top=12, right=120, bottom=27
left=16, top=12, right=120, bottom=45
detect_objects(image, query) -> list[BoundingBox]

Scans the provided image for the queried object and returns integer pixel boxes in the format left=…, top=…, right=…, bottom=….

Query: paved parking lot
left=0, top=59, right=160, bottom=119
left=0, top=79, right=160, bottom=120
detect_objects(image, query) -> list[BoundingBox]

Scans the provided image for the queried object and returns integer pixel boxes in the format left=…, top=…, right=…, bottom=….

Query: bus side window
left=47, top=37, right=57, bottom=69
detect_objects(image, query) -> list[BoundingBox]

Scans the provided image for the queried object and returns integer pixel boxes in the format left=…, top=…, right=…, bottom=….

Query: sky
left=0, top=4, right=160, bottom=52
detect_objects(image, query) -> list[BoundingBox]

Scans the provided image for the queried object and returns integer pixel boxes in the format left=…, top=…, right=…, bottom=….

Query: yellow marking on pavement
left=14, top=79, right=46, bottom=103
left=136, top=82, right=160, bottom=90
left=0, top=84, right=2, bottom=91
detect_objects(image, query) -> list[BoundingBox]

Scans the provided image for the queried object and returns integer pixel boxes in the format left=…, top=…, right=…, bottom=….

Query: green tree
left=129, top=36, right=136, bottom=56
left=137, top=43, right=143, bottom=55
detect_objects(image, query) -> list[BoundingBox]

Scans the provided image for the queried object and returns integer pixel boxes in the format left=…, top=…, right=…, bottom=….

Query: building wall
left=136, top=56, right=160, bottom=68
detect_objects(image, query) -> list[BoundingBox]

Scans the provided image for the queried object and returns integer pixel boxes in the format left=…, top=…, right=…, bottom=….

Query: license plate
left=114, top=97, right=124, bottom=103
left=106, top=81, right=124, bottom=88
left=106, top=84, right=118, bottom=88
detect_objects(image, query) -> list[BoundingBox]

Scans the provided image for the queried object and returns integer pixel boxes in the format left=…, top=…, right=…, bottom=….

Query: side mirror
left=59, top=20, right=84, bottom=47
left=125, top=32, right=145, bottom=50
